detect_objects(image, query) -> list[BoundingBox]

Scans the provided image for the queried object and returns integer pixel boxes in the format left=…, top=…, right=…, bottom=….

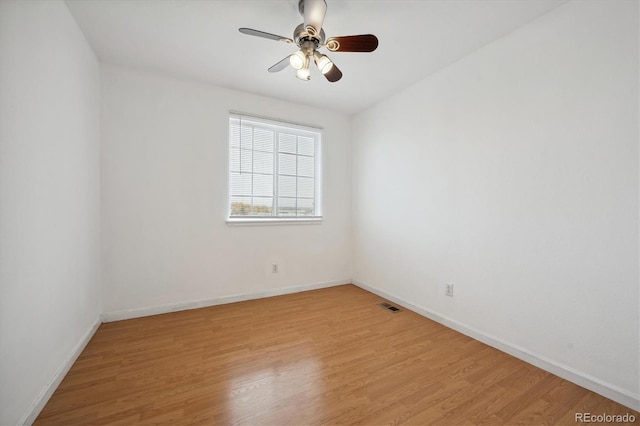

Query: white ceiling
left=65, top=0, right=568, bottom=115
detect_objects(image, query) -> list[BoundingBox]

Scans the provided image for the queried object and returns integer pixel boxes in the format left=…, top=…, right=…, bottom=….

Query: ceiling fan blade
left=239, top=28, right=293, bottom=44
left=326, top=34, right=379, bottom=52
left=268, top=56, right=291, bottom=73
left=324, top=62, right=342, bottom=83
left=302, top=0, right=327, bottom=37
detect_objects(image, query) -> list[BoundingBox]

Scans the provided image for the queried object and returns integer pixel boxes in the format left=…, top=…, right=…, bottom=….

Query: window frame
left=226, top=112, right=323, bottom=225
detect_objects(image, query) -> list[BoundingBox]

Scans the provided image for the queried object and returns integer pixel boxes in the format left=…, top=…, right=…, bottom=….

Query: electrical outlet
left=272, top=264, right=279, bottom=273
left=446, top=284, right=454, bottom=297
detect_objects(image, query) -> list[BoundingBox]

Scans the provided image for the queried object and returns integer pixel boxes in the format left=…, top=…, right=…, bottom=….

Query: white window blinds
left=228, top=114, right=322, bottom=219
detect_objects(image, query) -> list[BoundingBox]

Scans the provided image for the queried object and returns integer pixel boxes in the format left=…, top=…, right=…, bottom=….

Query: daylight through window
left=228, top=114, right=322, bottom=220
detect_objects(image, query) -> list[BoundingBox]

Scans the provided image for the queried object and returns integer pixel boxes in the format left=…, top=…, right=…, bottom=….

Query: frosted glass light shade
left=289, top=51, right=306, bottom=70
left=296, top=67, right=311, bottom=80
left=313, top=51, right=333, bottom=75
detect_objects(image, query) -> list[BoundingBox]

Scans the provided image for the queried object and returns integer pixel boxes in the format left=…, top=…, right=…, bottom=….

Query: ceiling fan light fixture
left=289, top=50, right=306, bottom=70
left=313, top=51, right=333, bottom=75
left=296, top=65, right=311, bottom=81
left=296, top=55, right=311, bottom=80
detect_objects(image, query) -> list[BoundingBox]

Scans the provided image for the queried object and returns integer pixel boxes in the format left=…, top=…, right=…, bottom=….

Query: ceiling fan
left=239, top=0, right=378, bottom=83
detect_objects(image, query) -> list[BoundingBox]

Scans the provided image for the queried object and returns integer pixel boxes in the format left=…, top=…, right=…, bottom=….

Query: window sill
left=226, top=217, right=323, bottom=226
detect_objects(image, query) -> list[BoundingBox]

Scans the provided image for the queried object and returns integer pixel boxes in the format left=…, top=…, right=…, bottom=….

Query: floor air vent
left=380, top=302, right=401, bottom=313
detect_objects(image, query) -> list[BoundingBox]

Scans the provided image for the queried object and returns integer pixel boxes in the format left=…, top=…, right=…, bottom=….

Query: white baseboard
left=20, top=315, right=102, bottom=425
left=353, top=280, right=640, bottom=412
left=102, top=279, right=350, bottom=322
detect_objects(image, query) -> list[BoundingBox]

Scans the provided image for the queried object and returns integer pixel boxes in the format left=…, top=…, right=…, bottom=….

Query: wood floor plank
left=35, top=285, right=638, bottom=425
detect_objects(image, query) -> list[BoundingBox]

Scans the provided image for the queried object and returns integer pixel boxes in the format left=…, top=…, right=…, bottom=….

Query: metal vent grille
left=380, top=302, right=401, bottom=313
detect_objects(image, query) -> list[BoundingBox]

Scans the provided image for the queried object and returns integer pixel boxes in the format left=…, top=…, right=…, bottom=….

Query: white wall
left=0, top=1, right=101, bottom=424
left=352, top=0, right=639, bottom=408
left=100, top=64, right=351, bottom=317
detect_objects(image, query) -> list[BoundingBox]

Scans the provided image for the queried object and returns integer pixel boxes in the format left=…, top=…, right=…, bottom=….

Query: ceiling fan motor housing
left=293, top=23, right=325, bottom=50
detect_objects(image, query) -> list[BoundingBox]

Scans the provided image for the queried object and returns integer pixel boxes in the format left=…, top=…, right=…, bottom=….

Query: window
left=228, top=113, right=322, bottom=221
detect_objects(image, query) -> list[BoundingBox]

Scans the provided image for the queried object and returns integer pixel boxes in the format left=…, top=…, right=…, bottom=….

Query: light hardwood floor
left=36, top=285, right=638, bottom=425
